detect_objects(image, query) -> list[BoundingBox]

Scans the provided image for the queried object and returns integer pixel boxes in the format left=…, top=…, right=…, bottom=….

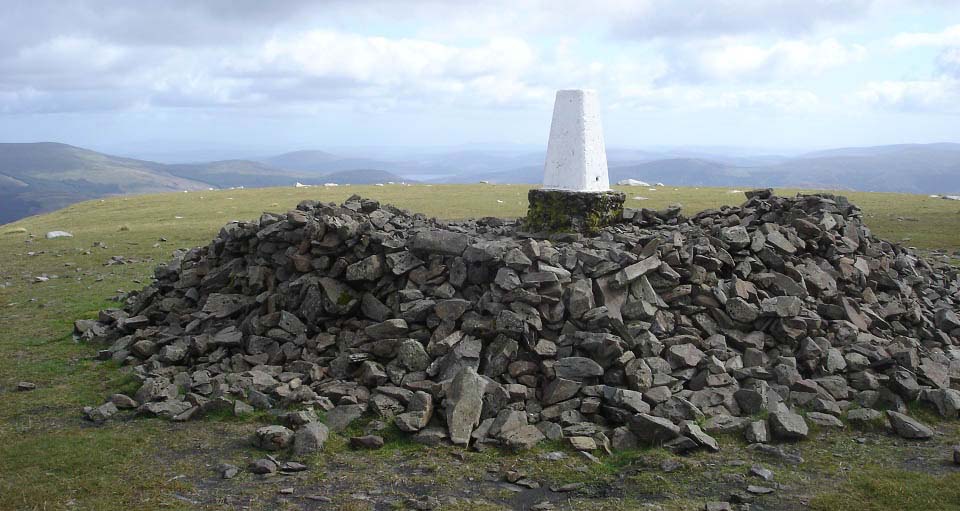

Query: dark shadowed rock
left=554, top=357, right=604, bottom=380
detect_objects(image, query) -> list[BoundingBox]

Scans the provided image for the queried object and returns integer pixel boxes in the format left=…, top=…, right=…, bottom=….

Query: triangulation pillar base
left=525, top=189, right=625, bottom=235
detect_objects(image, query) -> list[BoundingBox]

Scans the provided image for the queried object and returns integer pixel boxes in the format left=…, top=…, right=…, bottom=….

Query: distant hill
left=320, top=169, right=410, bottom=185
left=798, top=142, right=960, bottom=159
left=458, top=144, right=960, bottom=194
left=0, top=143, right=411, bottom=224
left=166, top=160, right=307, bottom=188
left=0, top=142, right=210, bottom=224
left=258, top=150, right=339, bottom=170
left=260, top=150, right=398, bottom=174
left=4, top=141, right=960, bottom=225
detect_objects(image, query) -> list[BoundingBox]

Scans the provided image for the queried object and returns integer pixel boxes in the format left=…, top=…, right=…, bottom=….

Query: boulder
left=886, top=411, right=934, bottom=440
left=445, top=367, right=487, bottom=445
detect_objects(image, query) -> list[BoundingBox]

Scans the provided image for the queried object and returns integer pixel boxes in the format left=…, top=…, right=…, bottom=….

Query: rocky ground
left=3, top=185, right=960, bottom=511
left=64, top=189, right=960, bottom=510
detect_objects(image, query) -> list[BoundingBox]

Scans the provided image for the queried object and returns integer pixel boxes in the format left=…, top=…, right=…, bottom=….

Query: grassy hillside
left=1, top=185, right=958, bottom=511
left=0, top=142, right=212, bottom=224
left=0, top=143, right=414, bottom=224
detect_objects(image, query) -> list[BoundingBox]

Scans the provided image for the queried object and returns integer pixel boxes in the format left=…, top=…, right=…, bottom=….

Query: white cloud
left=940, top=48, right=960, bottom=75
left=891, top=24, right=960, bottom=47
left=856, top=78, right=960, bottom=113
left=613, top=85, right=820, bottom=113
left=665, top=38, right=866, bottom=82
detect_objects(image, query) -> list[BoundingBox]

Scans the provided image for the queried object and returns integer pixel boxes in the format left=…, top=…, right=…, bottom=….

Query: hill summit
left=76, top=190, right=960, bottom=458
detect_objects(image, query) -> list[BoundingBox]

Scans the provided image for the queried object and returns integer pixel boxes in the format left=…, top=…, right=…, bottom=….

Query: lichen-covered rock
left=525, top=189, right=624, bottom=235
left=253, top=425, right=294, bottom=451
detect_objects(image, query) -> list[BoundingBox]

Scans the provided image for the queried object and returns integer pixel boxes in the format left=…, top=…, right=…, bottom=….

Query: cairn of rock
left=77, top=189, right=960, bottom=456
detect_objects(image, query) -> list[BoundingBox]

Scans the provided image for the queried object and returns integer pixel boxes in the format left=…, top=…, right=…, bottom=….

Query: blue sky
left=0, top=0, right=958, bottom=159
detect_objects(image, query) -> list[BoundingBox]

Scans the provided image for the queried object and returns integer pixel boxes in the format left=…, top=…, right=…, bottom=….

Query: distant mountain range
left=0, top=143, right=410, bottom=224
left=451, top=143, right=960, bottom=193
left=1, top=141, right=959, bottom=224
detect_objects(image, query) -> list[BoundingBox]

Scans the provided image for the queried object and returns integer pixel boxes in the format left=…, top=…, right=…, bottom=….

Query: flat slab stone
left=887, top=411, right=934, bottom=439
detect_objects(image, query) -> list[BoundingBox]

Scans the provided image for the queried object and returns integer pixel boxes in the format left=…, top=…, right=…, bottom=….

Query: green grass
left=811, top=469, right=960, bottom=511
left=1, top=184, right=959, bottom=510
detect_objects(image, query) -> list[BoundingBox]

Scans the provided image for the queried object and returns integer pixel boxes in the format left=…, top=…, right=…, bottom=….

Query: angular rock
left=629, top=413, right=681, bottom=444
left=886, top=411, right=934, bottom=440
left=554, top=357, right=604, bottom=381
left=768, top=410, right=808, bottom=440
left=444, top=367, right=487, bottom=445
left=253, top=425, right=295, bottom=451
left=293, top=422, right=330, bottom=455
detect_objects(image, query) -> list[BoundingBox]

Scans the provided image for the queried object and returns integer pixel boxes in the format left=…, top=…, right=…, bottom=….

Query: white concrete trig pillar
left=542, top=89, right=610, bottom=192
left=525, top=89, right=624, bottom=235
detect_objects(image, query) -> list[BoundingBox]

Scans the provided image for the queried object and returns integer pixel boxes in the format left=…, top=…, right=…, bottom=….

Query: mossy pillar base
left=525, top=189, right=625, bottom=235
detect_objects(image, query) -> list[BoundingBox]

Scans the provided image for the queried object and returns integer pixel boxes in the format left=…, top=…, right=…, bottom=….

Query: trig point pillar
left=525, top=89, right=624, bottom=235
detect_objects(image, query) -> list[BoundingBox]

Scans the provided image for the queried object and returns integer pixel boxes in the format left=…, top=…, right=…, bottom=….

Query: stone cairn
left=76, top=188, right=960, bottom=457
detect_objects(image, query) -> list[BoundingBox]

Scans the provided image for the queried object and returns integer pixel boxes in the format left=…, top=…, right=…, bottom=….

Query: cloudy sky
left=0, top=0, right=958, bottom=158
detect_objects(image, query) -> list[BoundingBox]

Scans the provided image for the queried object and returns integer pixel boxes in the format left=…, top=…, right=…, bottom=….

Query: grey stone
left=629, top=413, right=681, bottom=444
left=569, top=436, right=598, bottom=451
left=350, top=435, right=385, bottom=449
left=847, top=408, right=885, bottom=428
left=725, top=297, right=759, bottom=323
left=666, top=344, right=705, bottom=368
left=923, top=388, right=960, bottom=418
left=395, top=391, right=433, bottom=432
left=249, top=458, right=278, bottom=475
left=543, top=378, right=581, bottom=405
left=445, top=367, right=487, bottom=445
left=806, top=412, right=844, bottom=428
left=293, top=422, right=330, bottom=455
left=397, top=339, right=430, bottom=372
left=345, top=254, right=385, bottom=281
left=85, top=402, right=118, bottom=422
left=564, top=279, right=595, bottom=318
left=749, top=465, right=774, bottom=481
left=934, top=308, right=960, bottom=331
left=615, top=256, right=661, bottom=287
left=760, top=296, right=802, bottom=317
left=768, top=410, right=808, bottom=440
left=385, top=251, right=424, bottom=275
left=109, top=393, right=138, bottom=409
left=653, top=396, right=704, bottom=423
left=554, top=357, right=604, bottom=380
left=435, top=299, right=472, bottom=321
left=744, top=420, right=769, bottom=444
left=365, top=319, right=409, bottom=339
left=138, top=400, right=192, bottom=419
left=886, top=411, right=934, bottom=439
left=410, top=229, right=469, bottom=256
left=253, top=425, right=294, bottom=451
left=602, top=386, right=650, bottom=414
left=682, top=421, right=719, bottom=452
left=720, top=226, right=751, bottom=249
left=610, top=426, right=639, bottom=450
left=326, top=404, right=367, bottom=432
left=502, top=424, right=545, bottom=450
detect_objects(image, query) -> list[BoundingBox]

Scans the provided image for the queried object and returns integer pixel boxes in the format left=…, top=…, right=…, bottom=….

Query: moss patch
left=524, top=189, right=624, bottom=235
